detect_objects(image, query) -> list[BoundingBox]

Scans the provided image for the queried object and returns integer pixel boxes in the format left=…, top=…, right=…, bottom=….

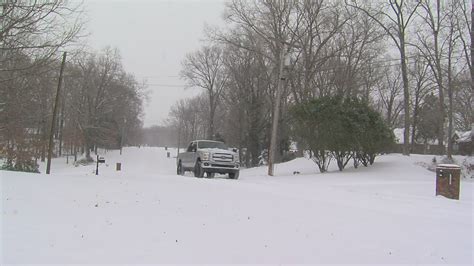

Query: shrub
left=291, top=96, right=393, bottom=173
left=1, top=149, right=39, bottom=173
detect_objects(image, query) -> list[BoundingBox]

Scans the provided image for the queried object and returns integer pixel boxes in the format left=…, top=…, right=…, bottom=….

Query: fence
left=387, top=143, right=472, bottom=156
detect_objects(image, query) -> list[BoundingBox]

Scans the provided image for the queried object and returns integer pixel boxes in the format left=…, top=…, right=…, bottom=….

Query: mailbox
left=436, top=164, right=461, bottom=200
left=96, top=155, right=106, bottom=175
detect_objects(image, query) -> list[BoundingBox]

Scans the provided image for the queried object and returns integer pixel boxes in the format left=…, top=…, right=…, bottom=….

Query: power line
left=140, top=75, right=180, bottom=79
left=146, top=83, right=186, bottom=88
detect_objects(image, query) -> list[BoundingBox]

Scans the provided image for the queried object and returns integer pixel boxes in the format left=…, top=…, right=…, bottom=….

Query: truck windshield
left=198, top=141, right=228, bottom=150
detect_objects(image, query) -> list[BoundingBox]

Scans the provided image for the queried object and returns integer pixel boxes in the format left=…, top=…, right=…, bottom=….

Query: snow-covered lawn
left=1, top=147, right=473, bottom=264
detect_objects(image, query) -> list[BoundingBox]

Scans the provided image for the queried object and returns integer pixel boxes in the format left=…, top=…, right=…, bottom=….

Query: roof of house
left=393, top=128, right=439, bottom=145
left=457, top=130, right=473, bottom=143
left=393, top=128, right=406, bottom=144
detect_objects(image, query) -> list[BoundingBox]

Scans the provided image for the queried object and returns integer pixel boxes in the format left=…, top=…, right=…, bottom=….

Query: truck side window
left=191, top=143, right=197, bottom=152
left=187, top=142, right=194, bottom=152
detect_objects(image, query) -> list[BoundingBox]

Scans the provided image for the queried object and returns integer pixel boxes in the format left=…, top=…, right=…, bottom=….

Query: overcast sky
left=84, top=0, right=226, bottom=127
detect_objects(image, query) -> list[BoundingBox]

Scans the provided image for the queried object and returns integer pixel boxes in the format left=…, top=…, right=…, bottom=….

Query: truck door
left=183, top=141, right=196, bottom=168
left=188, top=142, right=198, bottom=168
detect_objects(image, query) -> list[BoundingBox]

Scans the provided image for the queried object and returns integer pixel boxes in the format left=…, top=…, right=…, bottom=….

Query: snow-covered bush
left=416, top=156, right=474, bottom=179
left=74, top=156, right=95, bottom=167
left=460, top=157, right=473, bottom=179
left=0, top=148, right=39, bottom=173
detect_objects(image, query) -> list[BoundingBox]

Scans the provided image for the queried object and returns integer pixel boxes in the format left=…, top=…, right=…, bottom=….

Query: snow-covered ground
left=1, top=147, right=473, bottom=264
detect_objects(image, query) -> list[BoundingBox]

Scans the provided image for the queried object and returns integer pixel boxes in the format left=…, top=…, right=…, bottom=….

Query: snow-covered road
left=1, top=147, right=473, bottom=264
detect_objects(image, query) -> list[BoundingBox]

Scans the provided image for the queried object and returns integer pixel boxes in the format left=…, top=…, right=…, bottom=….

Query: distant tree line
left=141, top=126, right=176, bottom=147
left=0, top=1, right=145, bottom=172
left=167, top=0, right=471, bottom=171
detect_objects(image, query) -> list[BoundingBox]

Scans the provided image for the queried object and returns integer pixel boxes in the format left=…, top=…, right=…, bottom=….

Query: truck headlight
left=202, top=152, right=210, bottom=161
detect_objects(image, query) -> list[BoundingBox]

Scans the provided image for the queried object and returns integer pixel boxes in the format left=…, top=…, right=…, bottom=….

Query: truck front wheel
left=229, top=171, right=239, bottom=179
left=206, top=172, right=215, bottom=178
left=194, top=161, right=204, bottom=178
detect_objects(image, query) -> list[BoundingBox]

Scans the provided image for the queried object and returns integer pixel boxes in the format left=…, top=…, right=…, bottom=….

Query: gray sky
left=84, top=0, right=226, bottom=127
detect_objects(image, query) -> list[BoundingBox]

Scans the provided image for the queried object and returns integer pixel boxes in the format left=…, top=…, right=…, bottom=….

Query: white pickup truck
left=176, top=140, right=240, bottom=179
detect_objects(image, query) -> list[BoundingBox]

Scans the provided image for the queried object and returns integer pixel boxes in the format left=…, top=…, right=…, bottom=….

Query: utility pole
left=268, top=44, right=287, bottom=176
left=58, top=89, right=65, bottom=156
left=46, top=52, right=67, bottom=174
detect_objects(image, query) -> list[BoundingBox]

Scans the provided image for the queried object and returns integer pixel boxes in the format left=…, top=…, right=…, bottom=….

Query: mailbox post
left=436, top=164, right=461, bottom=200
left=96, top=155, right=106, bottom=175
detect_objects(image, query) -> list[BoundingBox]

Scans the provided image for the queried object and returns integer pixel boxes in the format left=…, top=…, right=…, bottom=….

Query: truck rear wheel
left=177, top=161, right=184, bottom=175
left=194, top=161, right=204, bottom=178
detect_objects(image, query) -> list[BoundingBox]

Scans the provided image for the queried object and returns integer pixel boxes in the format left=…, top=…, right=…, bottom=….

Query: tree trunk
left=434, top=32, right=446, bottom=155
left=209, top=96, right=216, bottom=139
left=386, top=98, right=393, bottom=128
left=58, top=116, right=64, bottom=156
left=411, top=103, right=419, bottom=151
left=73, top=143, right=77, bottom=162
left=40, top=141, right=46, bottom=162
left=85, top=145, right=91, bottom=161
left=40, top=119, right=46, bottom=162
left=400, top=38, right=411, bottom=156
left=447, top=73, right=454, bottom=159
left=84, top=135, right=92, bottom=161
left=446, top=17, right=457, bottom=160
left=471, top=2, right=474, bottom=105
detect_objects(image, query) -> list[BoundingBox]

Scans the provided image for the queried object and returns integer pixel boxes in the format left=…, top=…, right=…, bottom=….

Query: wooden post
left=96, top=155, right=99, bottom=175
left=268, top=44, right=286, bottom=176
left=46, top=52, right=67, bottom=174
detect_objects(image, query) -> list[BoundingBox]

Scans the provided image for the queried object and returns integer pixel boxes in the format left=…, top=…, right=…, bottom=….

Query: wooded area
left=169, top=0, right=472, bottom=167
left=0, top=1, right=144, bottom=172
left=0, top=0, right=472, bottom=173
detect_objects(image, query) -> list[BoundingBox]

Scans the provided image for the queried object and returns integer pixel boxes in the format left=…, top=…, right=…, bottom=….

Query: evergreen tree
left=417, top=94, right=444, bottom=144
left=291, top=96, right=393, bottom=173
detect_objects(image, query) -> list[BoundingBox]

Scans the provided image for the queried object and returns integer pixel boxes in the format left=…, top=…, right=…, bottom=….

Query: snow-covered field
left=1, top=147, right=473, bottom=264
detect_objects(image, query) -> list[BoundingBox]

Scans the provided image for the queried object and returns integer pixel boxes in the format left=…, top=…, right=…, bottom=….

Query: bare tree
left=376, top=66, right=404, bottom=129
left=168, top=94, right=209, bottom=146
left=453, top=71, right=473, bottom=130
left=414, top=0, right=448, bottom=153
left=454, top=1, right=473, bottom=129
left=222, top=40, right=271, bottom=167
left=455, top=0, right=472, bottom=100
left=67, top=48, right=144, bottom=160
left=180, top=45, right=227, bottom=139
left=290, top=0, right=348, bottom=101
left=414, top=0, right=466, bottom=158
left=409, top=54, right=433, bottom=148
left=347, top=0, right=421, bottom=155
left=444, top=1, right=464, bottom=158
left=0, top=0, right=84, bottom=74
left=0, top=0, right=85, bottom=171
left=223, top=0, right=303, bottom=174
